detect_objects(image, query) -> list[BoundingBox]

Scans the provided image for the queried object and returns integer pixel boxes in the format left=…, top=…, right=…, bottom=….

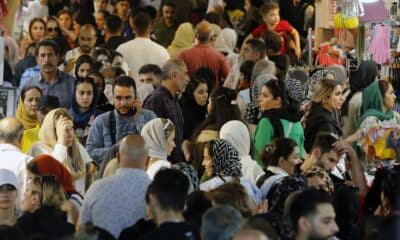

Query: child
left=264, top=30, right=291, bottom=80
left=250, top=2, right=301, bottom=59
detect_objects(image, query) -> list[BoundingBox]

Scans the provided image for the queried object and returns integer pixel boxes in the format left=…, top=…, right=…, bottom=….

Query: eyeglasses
left=0, top=184, right=16, bottom=193
left=47, top=27, right=59, bottom=32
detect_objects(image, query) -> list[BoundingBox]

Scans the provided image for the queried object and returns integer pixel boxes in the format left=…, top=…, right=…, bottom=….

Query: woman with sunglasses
left=18, top=175, right=75, bottom=239
left=0, top=169, right=18, bottom=226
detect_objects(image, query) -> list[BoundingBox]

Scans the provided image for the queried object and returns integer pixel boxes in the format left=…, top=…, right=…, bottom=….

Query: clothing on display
left=368, top=24, right=391, bottom=64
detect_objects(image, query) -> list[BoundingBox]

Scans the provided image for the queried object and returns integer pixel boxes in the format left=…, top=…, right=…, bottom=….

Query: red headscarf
left=35, top=154, right=78, bottom=195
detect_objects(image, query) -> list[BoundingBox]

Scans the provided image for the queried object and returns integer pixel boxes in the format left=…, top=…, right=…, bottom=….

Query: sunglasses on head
left=47, top=27, right=59, bottom=32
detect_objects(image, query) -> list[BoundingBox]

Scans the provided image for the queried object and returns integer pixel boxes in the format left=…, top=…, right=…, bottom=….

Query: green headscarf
left=356, top=81, right=394, bottom=128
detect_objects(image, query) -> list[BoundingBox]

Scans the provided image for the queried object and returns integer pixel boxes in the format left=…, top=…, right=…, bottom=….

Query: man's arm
left=143, top=95, right=166, bottom=118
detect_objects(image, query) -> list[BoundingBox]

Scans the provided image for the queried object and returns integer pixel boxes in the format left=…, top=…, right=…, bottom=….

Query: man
left=116, top=0, right=132, bottom=38
left=21, top=39, right=75, bottom=108
left=201, top=206, right=243, bottom=240
left=152, top=2, right=178, bottom=47
left=143, top=59, right=189, bottom=163
left=0, top=118, right=32, bottom=204
left=101, top=15, right=126, bottom=50
left=64, top=24, right=97, bottom=72
left=179, top=21, right=230, bottom=85
left=86, top=76, right=156, bottom=164
left=285, top=189, right=339, bottom=240
left=117, top=12, right=170, bottom=84
left=140, top=168, right=196, bottom=239
left=80, top=134, right=151, bottom=238
left=137, top=64, right=162, bottom=101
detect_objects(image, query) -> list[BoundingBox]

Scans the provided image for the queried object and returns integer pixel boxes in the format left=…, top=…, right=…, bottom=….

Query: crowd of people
left=1, top=0, right=400, bottom=239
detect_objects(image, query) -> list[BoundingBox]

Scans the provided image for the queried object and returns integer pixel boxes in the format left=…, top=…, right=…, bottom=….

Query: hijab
left=35, top=154, right=79, bottom=195
left=167, top=23, right=194, bottom=58
left=69, top=79, right=99, bottom=130
left=327, top=64, right=347, bottom=85
left=141, top=118, right=172, bottom=160
left=250, top=74, right=277, bottom=103
left=285, top=78, right=304, bottom=103
left=172, top=162, right=199, bottom=193
left=219, top=120, right=250, bottom=158
left=214, top=28, right=237, bottom=55
left=304, top=69, right=335, bottom=104
left=357, top=81, right=395, bottom=127
left=209, top=139, right=242, bottom=177
left=16, top=96, right=39, bottom=130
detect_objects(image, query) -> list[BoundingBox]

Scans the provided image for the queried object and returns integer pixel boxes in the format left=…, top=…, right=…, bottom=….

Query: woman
left=253, top=79, right=304, bottom=165
left=17, top=175, right=75, bottom=238
left=342, top=61, right=378, bottom=137
left=45, top=16, right=64, bottom=39
left=304, top=78, right=344, bottom=153
left=141, top=118, right=176, bottom=179
left=304, top=166, right=334, bottom=194
left=28, top=108, right=93, bottom=195
left=74, top=54, right=96, bottom=78
left=213, top=28, right=239, bottom=67
left=256, top=138, right=301, bottom=198
left=93, top=48, right=111, bottom=69
left=70, top=77, right=102, bottom=145
left=26, top=154, right=83, bottom=225
left=180, top=78, right=209, bottom=140
left=167, top=23, right=195, bottom=59
left=57, top=9, right=78, bottom=49
left=16, top=86, right=42, bottom=130
left=200, top=139, right=262, bottom=203
left=189, top=87, right=242, bottom=175
left=220, top=120, right=263, bottom=183
left=0, top=169, right=18, bottom=226
left=303, top=68, right=335, bottom=108
left=28, top=17, right=46, bottom=43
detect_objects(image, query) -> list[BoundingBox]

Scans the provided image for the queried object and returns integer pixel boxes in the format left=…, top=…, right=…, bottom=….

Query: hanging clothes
left=368, top=24, right=391, bottom=64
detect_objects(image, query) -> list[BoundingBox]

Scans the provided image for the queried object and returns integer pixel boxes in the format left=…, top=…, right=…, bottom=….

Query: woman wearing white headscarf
left=220, top=120, right=263, bottom=183
left=214, top=28, right=239, bottom=67
left=141, top=118, right=176, bottom=179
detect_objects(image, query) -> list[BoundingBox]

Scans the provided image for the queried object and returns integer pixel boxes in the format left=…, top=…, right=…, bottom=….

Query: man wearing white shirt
left=0, top=118, right=32, bottom=204
left=116, top=12, right=169, bottom=86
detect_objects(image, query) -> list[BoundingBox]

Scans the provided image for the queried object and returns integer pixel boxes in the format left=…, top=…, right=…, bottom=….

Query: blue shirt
left=86, top=109, right=156, bottom=163
left=19, top=65, right=40, bottom=88
left=80, top=168, right=151, bottom=238
left=20, top=70, right=76, bottom=108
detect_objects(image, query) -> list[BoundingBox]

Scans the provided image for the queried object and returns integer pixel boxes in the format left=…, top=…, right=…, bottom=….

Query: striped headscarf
left=172, top=162, right=199, bottom=193
left=209, top=139, right=242, bottom=177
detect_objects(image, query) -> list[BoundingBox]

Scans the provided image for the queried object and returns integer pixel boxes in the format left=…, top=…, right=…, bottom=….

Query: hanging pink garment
left=368, top=25, right=391, bottom=64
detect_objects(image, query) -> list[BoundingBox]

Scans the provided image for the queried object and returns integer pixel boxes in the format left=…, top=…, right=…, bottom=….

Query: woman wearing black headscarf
left=342, top=61, right=378, bottom=137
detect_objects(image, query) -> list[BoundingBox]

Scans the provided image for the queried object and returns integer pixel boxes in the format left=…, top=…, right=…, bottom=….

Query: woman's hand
left=56, top=116, right=74, bottom=146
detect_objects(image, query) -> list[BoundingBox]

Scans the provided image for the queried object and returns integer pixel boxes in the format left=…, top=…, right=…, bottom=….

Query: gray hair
left=160, top=59, right=186, bottom=81
left=0, top=118, right=24, bottom=144
left=201, top=205, right=243, bottom=240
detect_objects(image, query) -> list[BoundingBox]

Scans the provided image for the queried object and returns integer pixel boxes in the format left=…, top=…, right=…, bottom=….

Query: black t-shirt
left=138, top=222, right=197, bottom=240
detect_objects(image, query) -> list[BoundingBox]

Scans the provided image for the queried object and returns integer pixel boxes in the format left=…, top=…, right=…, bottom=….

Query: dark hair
left=264, top=79, right=299, bottom=112
left=195, top=67, right=216, bottom=90
left=146, top=168, right=189, bottom=211
left=260, top=2, right=280, bottom=16
left=29, top=17, right=46, bottom=41
left=239, top=60, right=255, bottom=84
left=381, top=172, right=400, bottom=212
left=286, top=188, right=332, bottom=232
left=35, top=39, right=60, bottom=56
left=183, top=190, right=212, bottom=238
left=25, top=42, right=37, bottom=57
left=204, top=12, right=220, bottom=25
left=245, top=39, right=266, bottom=56
left=112, top=75, right=137, bottom=95
left=21, top=86, right=42, bottom=101
left=180, top=77, right=209, bottom=107
left=311, top=132, right=338, bottom=155
left=134, top=12, right=152, bottom=35
left=105, top=15, right=123, bottom=34
left=93, top=48, right=111, bottom=63
left=162, top=1, right=176, bottom=10
left=46, top=16, right=63, bottom=37
left=96, top=9, right=110, bottom=22
left=57, top=10, right=73, bottom=30
left=139, top=64, right=162, bottom=76
left=74, top=54, right=95, bottom=78
left=264, top=30, right=282, bottom=53
left=262, top=138, right=298, bottom=167
left=0, top=225, right=25, bottom=240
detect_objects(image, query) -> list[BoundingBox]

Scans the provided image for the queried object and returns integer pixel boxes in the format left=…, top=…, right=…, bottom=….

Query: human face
left=0, top=184, right=17, bottom=210
left=59, top=13, right=72, bottom=29
left=79, top=31, right=97, bottom=54
left=258, top=85, right=281, bottom=112
left=175, top=65, right=190, bottom=92
left=240, top=43, right=259, bottom=61
left=75, top=82, right=94, bottom=111
left=97, top=54, right=110, bottom=68
left=21, top=183, right=39, bottom=213
left=58, top=118, right=74, bottom=147
left=23, top=88, right=41, bottom=117
left=166, top=130, right=176, bottom=156
left=325, top=85, right=344, bottom=111
left=193, top=83, right=208, bottom=106
left=307, top=175, right=330, bottom=193
left=318, top=150, right=340, bottom=172
left=46, top=21, right=59, bottom=38
left=307, top=204, right=339, bottom=240
left=90, top=74, right=104, bottom=94
left=30, top=21, right=45, bottom=42
left=111, top=56, right=124, bottom=68
left=202, top=147, right=213, bottom=177
left=117, top=1, right=130, bottom=19
left=113, top=86, right=135, bottom=116
left=263, top=8, right=280, bottom=27
left=139, top=73, right=159, bottom=87
left=162, top=5, right=175, bottom=26
left=279, top=146, right=301, bottom=175
left=77, top=63, right=92, bottom=78
left=95, top=0, right=107, bottom=11
left=383, top=83, right=396, bottom=111
left=36, top=46, right=59, bottom=74
left=95, top=12, right=106, bottom=30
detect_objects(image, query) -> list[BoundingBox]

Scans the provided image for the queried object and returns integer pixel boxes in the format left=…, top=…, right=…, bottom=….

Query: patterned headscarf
left=172, top=162, right=199, bottom=193
left=269, top=175, right=308, bottom=212
left=285, top=78, right=304, bottom=103
left=209, top=139, right=242, bottom=177
left=303, top=69, right=335, bottom=103
left=304, top=166, right=334, bottom=194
